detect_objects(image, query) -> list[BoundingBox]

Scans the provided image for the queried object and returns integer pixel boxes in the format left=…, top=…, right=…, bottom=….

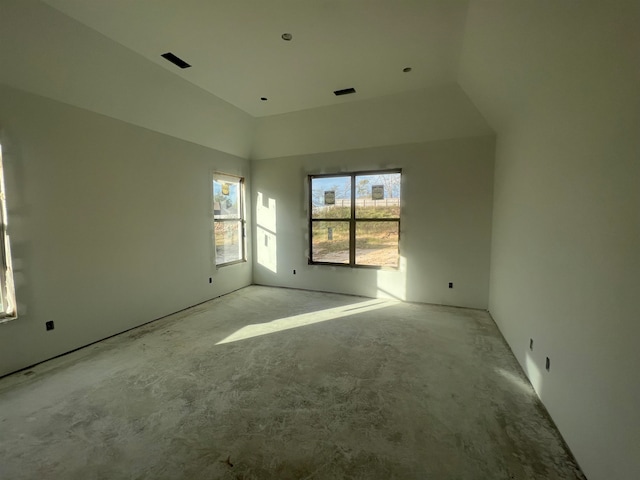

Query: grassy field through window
left=310, top=171, right=400, bottom=268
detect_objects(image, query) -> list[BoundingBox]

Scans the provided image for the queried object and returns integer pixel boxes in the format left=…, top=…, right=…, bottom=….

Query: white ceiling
left=42, top=0, right=470, bottom=117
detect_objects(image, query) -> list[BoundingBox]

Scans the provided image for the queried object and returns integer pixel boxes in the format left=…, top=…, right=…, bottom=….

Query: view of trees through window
left=310, top=171, right=401, bottom=268
left=213, top=174, right=244, bottom=266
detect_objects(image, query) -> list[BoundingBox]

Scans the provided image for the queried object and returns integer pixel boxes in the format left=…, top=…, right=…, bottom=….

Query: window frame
left=213, top=172, right=246, bottom=268
left=0, top=145, right=17, bottom=322
left=308, top=169, right=401, bottom=269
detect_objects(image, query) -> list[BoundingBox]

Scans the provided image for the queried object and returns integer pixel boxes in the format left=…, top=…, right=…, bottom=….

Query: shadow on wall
left=256, top=192, right=277, bottom=273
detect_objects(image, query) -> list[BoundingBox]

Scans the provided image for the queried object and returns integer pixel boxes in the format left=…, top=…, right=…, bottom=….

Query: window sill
left=308, top=260, right=399, bottom=271
left=0, top=313, right=18, bottom=324
left=216, top=259, right=247, bottom=269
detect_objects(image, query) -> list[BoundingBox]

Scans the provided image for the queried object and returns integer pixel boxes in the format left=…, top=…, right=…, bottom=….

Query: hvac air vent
left=334, top=87, right=356, bottom=96
left=161, top=52, right=191, bottom=69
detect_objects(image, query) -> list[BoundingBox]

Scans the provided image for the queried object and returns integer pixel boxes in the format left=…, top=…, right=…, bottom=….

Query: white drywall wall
left=0, top=0, right=255, bottom=159
left=0, top=84, right=252, bottom=377
left=251, top=136, right=495, bottom=309
left=459, top=2, right=640, bottom=479
left=251, top=83, right=492, bottom=159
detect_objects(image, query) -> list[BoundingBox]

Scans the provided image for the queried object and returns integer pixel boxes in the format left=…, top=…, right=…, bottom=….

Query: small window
left=0, top=145, right=16, bottom=321
left=213, top=173, right=245, bottom=266
left=309, top=170, right=401, bottom=268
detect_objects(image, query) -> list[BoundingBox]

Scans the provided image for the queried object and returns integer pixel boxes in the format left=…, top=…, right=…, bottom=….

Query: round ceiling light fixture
left=403, top=67, right=412, bottom=73
left=281, top=33, right=293, bottom=41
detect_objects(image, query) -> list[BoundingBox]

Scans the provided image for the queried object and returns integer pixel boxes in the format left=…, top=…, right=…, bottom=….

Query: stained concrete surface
left=0, top=286, right=584, bottom=479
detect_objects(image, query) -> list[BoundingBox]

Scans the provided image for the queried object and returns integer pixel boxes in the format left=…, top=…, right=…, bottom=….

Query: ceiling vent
left=334, top=87, right=356, bottom=96
left=161, top=52, right=191, bottom=69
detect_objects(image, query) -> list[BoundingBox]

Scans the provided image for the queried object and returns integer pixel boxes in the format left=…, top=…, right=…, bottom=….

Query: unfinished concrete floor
left=0, top=286, right=584, bottom=479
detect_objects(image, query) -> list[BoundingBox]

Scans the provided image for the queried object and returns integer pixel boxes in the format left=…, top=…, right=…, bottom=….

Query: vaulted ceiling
left=42, top=0, right=469, bottom=117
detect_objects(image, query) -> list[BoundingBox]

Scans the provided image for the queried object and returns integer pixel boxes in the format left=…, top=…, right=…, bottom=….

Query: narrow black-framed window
left=0, top=144, right=16, bottom=322
left=309, top=169, right=401, bottom=268
left=213, top=173, right=245, bottom=266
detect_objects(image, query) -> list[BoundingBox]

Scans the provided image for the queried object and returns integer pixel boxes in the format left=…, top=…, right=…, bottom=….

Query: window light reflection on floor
left=216, top=298, right=396, bottom=345
left=494, top=367, right=536, bottom=397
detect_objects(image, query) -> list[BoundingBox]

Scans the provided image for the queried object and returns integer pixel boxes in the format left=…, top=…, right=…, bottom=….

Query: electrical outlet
left=545, top=357, right=550, bottom=371
left=209, top=277, right=212, bottom=284
left=448, top=282, right=453, bottom=289
left=45, top=321, right=54, bottom=331
left=293, top=269, right=296, bottom=275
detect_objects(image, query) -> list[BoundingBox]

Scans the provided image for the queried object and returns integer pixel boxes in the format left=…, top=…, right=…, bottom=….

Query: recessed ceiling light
left=281, top=33, right=293, bottom=41
left=260, top=97, right=268, bottom=101
left=403, top=67, right=412, bottom=73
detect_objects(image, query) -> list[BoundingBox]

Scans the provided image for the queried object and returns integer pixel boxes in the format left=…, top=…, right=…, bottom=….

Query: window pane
left=355, top=221, right=399, bottom=267
left=311, top=176, right=351, bottom=219
left=215, top=221, right=242, bottom=264
left=311, top=221, right=350, bottom=264
left=214, top=179, right=240, bottom=219
left=355, top=173, right=401, bottom=219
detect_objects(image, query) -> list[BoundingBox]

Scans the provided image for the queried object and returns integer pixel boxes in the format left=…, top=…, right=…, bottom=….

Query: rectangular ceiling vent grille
left=334, top=87, right=356, bottom=96
left=161, top=52, right=191, bottom=69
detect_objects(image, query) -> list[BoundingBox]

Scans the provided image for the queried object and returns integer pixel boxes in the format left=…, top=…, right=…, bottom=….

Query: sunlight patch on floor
left=495, top=367, right=535, bottom=397
left=216, top=298, right=397, bottom=345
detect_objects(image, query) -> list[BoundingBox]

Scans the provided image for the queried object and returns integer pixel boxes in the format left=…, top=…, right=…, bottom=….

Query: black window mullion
left=349, top=175, right=356, bottom=266
left=311, top=217, right=351, bottom=221
left=354, top=218, right=400, bottom=222
left=308, top=175, right=313, bottom=263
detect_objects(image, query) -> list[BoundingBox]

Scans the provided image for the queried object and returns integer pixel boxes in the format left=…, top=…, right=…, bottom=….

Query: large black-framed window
left=308, top=169, right=401, bottom=268
left=213, top=173, right=245, bottom=267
